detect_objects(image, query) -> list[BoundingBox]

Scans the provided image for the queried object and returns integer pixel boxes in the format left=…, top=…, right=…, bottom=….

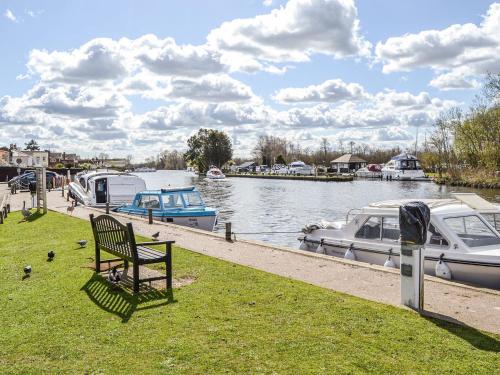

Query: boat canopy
left=391, top=153, right=419, bottom=161
left=368, top=199, right=459, bottom=209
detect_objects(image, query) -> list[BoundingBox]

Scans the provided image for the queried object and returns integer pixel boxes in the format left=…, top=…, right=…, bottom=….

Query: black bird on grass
left=152, top=232, right=160, bottom=241
left=47, top=250, right=55, bottom=261
left=107, top=266, right=121, bottom=284
left=23, top=265, right=32, bottom=277
left=77, top=240, right=87, bottom=248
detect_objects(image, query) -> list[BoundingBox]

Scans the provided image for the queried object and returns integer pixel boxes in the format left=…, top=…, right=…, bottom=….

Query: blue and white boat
left=115, top=187, right=218, bottom=231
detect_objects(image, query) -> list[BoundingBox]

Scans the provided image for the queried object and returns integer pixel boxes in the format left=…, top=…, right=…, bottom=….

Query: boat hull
left=117, top=210, right=217, bottom=231
left=300, top=238, right=500, bottom=290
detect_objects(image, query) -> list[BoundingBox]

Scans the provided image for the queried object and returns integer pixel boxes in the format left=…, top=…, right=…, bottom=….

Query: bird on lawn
left=67, top=201, right=75, bottom=215
left=107, top=266, right=121, bottom=284
left=152, top=232, right=160, bottom=241
left=21, top=201, right=31, bottom=220
left=47, top=250, right=55, bottom=261
left=23, top=265, right=32, bottom=277
left=77, top=239, right=87, bottom=248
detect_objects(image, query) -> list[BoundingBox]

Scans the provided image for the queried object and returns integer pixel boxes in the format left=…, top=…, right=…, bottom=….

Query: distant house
left=10, top=150, right=49, bottom=168
left=236, top=161, right=257, bottom=172
left=331, top=154, right=367, bottom=173
left=49, top=152, right=79, bottom=167
left=0, top=147, right=10, bottom=166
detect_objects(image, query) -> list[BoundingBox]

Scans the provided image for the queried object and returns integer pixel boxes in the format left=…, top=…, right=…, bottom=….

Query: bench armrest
left=137, top=241, right=175, bottom=246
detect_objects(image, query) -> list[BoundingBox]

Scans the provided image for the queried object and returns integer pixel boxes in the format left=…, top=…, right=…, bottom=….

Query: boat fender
left=435, top=253, right=452, bottom=280
left=299, top=237, right=309, bottom=250
left=344, top=243, right=356, bottom=261
left=384, top=248, right=396, bottom=268
left=315, top=239, right=325, bottom=254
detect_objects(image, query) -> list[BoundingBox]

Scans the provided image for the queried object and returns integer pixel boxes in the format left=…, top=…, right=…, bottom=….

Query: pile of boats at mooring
left=68, top=170, right=500, bottom=290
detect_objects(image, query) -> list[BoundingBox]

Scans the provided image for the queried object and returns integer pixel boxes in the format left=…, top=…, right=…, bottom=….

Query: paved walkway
left=8, top=190, right=500, bottom=335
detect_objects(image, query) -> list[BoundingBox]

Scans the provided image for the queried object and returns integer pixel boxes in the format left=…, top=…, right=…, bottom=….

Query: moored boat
left=381, top=153, right=429, bottom=181
left=68, top=171, right=146, bottom=207
left=115, top=186, right=217, bottom=231
left=298, top=195, right=500, bottom=289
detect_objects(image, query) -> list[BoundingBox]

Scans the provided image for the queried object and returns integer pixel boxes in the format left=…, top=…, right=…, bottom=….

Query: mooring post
left=0, top=211, right=3, bottom=224
left=225, top=222, right=232, bottom=241
left=3, top=206, right=7, bottom=219
left=106, top=202, right=110, bottom=214
left=6, top=203, right=10, bottom=213
left=399, top=202, right=430, bottom=311
left=148, top=208, right=153, bottom=224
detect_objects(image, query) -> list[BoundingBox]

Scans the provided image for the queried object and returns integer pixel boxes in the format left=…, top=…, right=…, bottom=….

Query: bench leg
left=95, top=246, right=101, bottom=273
left=166, top=243, right=172, bottom=289
left=133, top=262, right=140, bottom=293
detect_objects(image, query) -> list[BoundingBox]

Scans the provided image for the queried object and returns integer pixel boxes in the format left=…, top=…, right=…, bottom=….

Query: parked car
left=8, top=170, right=61, bottom=189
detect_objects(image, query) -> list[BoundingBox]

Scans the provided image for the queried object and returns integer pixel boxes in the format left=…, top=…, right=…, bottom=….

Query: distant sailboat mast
left=414, top=126, right=419, bottom=157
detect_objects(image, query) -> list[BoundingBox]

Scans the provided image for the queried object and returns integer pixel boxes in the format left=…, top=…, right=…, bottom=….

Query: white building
left=10, top=150, right=49, bottom=168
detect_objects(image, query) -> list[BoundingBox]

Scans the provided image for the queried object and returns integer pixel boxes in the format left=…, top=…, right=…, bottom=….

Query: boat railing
left=345, top=208, right=362, bottom=224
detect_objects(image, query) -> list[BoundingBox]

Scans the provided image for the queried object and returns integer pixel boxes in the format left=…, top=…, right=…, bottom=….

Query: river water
left=134, top=170, right=500, bottom=247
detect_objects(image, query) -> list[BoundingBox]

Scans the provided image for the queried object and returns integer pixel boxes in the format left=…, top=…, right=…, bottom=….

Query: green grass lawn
left=0, top=211, right=499, bottom=374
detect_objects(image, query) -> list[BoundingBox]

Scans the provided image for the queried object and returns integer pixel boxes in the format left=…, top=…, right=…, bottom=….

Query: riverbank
left=430, top=172, right=500, bottom=189
left=225, top=173, right=353, bottom=182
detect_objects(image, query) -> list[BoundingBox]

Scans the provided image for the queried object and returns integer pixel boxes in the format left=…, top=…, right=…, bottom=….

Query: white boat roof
left=368, top=199, right=459, bottom=209
left=452, top=193, right=500, bottom=213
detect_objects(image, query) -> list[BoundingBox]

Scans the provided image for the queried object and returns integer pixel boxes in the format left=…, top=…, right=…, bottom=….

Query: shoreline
left=225, top=173, right=353, bottom=182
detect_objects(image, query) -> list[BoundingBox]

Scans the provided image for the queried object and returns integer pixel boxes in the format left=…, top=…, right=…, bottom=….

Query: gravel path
left=8, top=190, right=500, bottom=334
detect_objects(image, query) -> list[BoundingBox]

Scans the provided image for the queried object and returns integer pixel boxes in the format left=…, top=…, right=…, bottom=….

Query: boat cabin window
left=444, top=215, right=500, bottom=248
left=163, top=193, right=184, bottom=209
left=482, top=213, right=500, bottom=232
left=381, top=217, right=400, bottom=241
left=355, top=217, right=381, bottom=239
left=398, top=160, right=421, bottom=170
left=183, top=192, right=203, bottom=207
left=427, top=223, right=449, bottom=247
left=136, top=195, right=161, bottom=209
left=79, top=177, right=86, bottom=190
left=356, top=216, right=402, bottom=241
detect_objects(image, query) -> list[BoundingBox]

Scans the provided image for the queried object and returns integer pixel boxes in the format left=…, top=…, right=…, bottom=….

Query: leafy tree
left=184, top=129, right=232, bottom=172
left=24, top=139, right=40, bottom=151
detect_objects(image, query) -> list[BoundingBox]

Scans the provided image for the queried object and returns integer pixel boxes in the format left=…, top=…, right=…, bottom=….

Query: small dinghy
left=116, top=187, right=218, bottom=231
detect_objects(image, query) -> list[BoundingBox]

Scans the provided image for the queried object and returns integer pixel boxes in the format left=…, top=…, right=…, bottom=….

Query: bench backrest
left=89, top=214, right=137, bottom=260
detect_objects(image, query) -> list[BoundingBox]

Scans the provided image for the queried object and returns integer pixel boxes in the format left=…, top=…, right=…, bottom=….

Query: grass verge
left=0, top=211, right=499, bottom=374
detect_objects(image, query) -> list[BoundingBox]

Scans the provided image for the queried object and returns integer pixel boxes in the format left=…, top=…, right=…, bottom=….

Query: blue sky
left=0, top=0, right=498, bottom=160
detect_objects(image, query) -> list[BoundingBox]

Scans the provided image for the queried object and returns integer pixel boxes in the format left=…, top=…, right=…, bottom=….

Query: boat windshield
left=135, top=194, right=161, bottom=209
left=444, top=215, right=500, bottom=248
left=398, top=160, right=421, bottom=170
left=183, top=192, right=204, bottom=207
left=162, top=193, right=184, bottom=209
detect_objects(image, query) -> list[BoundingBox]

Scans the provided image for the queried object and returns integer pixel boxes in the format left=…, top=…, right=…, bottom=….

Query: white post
left=400, top=243, right=424, bottom=310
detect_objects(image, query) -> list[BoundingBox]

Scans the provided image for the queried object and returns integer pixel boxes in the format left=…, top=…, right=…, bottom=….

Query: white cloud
left=134, top=35, right=225, bottom=77
left=273, top=79, right=367, bottom=103
left=28, top=38, right=130, bottom=83
left=376, top=3, right=500, bottom=90
left=4, top=9, right=18, bottom=23
left=207, top=0, right=371, bottom=63
left=263, top=0, right=273, bottom=6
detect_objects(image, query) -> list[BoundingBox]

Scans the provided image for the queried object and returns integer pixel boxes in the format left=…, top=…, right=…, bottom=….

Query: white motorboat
left=68, top=171, right=146, bottom=207
left=274, top=161, right=314, bottom=175
left=206, top=167, right=225, bottom=179
left=381, top=153, right=428, bottom=181
left=299, top=195, right=500, bottom=289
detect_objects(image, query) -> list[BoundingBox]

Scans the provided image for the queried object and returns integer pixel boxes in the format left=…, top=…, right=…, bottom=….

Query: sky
left=0, top=0, right=498, bottom=161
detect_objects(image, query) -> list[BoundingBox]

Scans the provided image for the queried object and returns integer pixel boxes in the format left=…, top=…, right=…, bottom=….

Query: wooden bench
left=89, top=214, right=174, bottom=293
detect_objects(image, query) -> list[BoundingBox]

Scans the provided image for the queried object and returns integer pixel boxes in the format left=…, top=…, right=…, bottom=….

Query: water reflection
left=135, top=170, right=500, bottom=247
